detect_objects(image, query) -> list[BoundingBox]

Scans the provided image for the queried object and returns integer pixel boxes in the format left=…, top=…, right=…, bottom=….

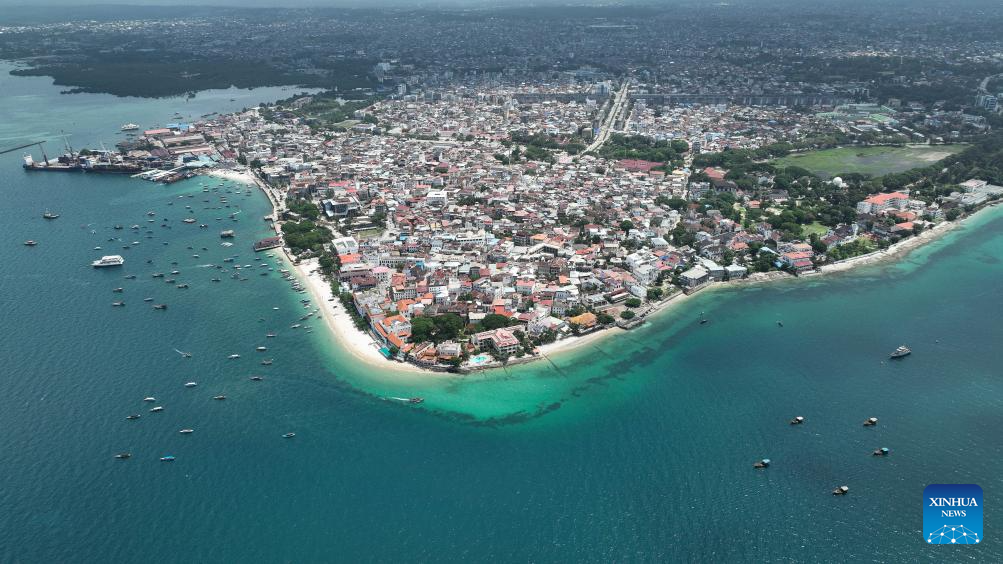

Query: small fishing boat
left=175, top=349, right=191, bottom=358
left=154, top=304, right=168, bottom=310
left=260, top=359, right=273, bottom=366
left=124, top=274, right=137, bottom=279
left=176, top=283, right=189, bottom=289
left=266, top=333, right=276, bottom=338
left=249, top=376, right=263, bottom=381
left=832, top=486, right=849, bottom=496
left=184, top=382, right=197, bottom=388
left=143, top=397, right=156, bottom=402
left=777, top=320, right=783, bottom=327
left=256, top=346, right=267, bottom=352
left=112, top=301, right=125, bottom=307
left=126, top=414, right=140, bottom=420
left=213, top=395, right=226, bottom=400
left=789, top=416, right=805, bottom=425
left=113, top=287, right=124, bottom=293
left=179, top=429, right=194, bottom=434
left=863, top=417, right=878, bottom=427
left=42, top=210, right=60, bottom=219
left=150, top=406, right=164, bottom=412
left=115, top=453, right=132, bottom=459
left=152, top=273, right=164, bottom=278
left=160, top=455, right=176, bottom=462
left=143, top=297, right=153, bottom=302
left=872, top=447, right=890, bottom=456
left=283, top=433, right=296, bottom=439
left=753, top=458, right=770, bottom=469
left=24, top=240, right=37, bottom=246
left=699, top=318, right=708, bottom=325
left=228, top=354, right=241, bottom=359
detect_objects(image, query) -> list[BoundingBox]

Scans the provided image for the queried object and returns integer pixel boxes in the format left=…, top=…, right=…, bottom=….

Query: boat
left=42, top=210, right=60, bottom=219
left=143, top=397, right=156, bottom=402
left=228, top=354, right=241, bottom=359
left=143, top=297, right=153, bottom=302
left=179, top=429, right=194, bottom=434
left=213, top=395, right=226, bottom=400
left=777, top=320, right=783, bottom=327
left=249, top=376, right=263, bottom=381
left=789, top=416, right=805, bottom=425
left=184, top=382, right=197, bottom=388
left=24, top=240, right=37, bottom=246
left=211, top=277, right=221, bottom=282
left=176, top=283, right=189, bottom=289
left=863, top=417, right=878, bottom=427
left=408, top=397, right=424, bottom=404
left=152, top=273, right=164, bottom=278
left=256, top=346, right=267, bottom=351
left=92, top=255, right=125, bottom=267
left=890, top=345, right=911, bottom=359
left=115, top=453, right=132, bottom=459
left=160, top=456, right=176, bottom=462
left=872, top=447, right=890, bottom=456
left=283, top=433, right=296, bottom=438
left=121, top=123, right=139, bottom=131
left=832, top=486, right=849, bottom=496
left=113, top=287, right=124, bottom=293
left=175, top=349, right=192, bottom=358
left=183, top=218, right=197, bottom=224
left=125, top=274, right=137, bottom=279
left=699, top=318, right=708, bottom=325
left=125, top=414, right=140, bottom=420
left=220, top=230, right=235, bottom=238
left=153, top=304, right=168, bottom=310
left=150, top=406, right=164, bottom=412
left=260, top=359, right=273, bottom=366
left=753, top=458, right=770, bottom=469
left=111, top=301, right=125, bottom=307
left=266, top=333, right=276, bottom=338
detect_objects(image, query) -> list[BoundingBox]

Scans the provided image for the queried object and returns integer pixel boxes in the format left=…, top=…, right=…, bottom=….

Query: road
left=584, top=81, right=631, bottom=154
left=977, top=73, right=1003, bottom=94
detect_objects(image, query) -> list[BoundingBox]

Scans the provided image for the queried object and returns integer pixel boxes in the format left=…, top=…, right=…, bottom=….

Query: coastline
left=207, top=165, right=1000, bottom=378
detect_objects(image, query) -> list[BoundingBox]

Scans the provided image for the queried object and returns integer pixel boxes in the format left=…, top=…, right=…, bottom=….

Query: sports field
left=773, top=144, right=964, bottom=178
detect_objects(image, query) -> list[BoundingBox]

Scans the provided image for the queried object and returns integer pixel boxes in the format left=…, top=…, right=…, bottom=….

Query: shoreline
left=207, top=165, right=999, bottom=378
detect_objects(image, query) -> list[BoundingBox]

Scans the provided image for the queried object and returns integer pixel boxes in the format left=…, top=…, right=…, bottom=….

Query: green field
left=773, top=144, right=964, bottom=179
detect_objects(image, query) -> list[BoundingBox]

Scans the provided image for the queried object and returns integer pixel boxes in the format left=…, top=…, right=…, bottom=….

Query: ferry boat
left=120, top=123, right=140, bottom=131
left=890, top=345, right=911, bottom=359
left=92, top=255, right=125, bottom=267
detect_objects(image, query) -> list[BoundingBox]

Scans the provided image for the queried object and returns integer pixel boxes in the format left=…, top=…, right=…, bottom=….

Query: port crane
left=0, top=140, right=49, bottom=164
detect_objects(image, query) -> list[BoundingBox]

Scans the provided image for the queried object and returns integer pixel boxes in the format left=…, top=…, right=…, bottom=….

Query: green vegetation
left=286, top=199, right=320, bottom=220
left=773, top=145, right=965, bottom=179
left=339, top=292, right=369, bottom=331
left=281, top=220, right=332, bottom=253
left=826, top=238, right=876, bottom=262
left=620, top=310, right=636, bottom=320
left=410, top=314, right=465, bottom=344
left=598, top=134, right=688, bottom=168
left=476, top=313, right=515, bottom=331
left=511, top=132, right=585, bottom=155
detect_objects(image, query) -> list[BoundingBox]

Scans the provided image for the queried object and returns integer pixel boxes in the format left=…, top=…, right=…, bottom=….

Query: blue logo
left=924, top=484, right=983, bottom=544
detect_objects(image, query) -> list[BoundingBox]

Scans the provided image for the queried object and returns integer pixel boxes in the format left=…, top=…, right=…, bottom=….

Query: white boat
left=184, top=382, right=197, bottom=388
left=121, top=123, right=139, bottom=131
left=179, top=429, right=194, bottom=434
left=143, top=397, right=156, bottom=402
left=92, top=255, right=125, bottom=267
left=228, top=354, right=240, bottom=359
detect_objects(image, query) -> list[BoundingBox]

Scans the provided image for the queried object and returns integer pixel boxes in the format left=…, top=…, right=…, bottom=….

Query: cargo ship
left=23, top=153, right=145, bottom=174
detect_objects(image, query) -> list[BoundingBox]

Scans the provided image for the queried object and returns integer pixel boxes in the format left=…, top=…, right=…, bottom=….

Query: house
left=568, top=312, right=597, bottom=329
left=679, top=266, right=709, bottom=289
left=471, top=328, right=520, bottom=356
left=856, top=192, right=909, bottom=214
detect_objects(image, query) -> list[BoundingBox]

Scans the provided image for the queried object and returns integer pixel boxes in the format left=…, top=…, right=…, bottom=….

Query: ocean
left=1, top=62, right=1000, bottom=562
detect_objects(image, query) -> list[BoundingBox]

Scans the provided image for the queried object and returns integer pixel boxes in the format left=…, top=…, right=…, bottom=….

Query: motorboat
left=126, top=414, right=140, bottom=420
left=283, top=433, right=296, bottom=439
left=863, top=417, right=878, bottom=427
left=228, top=354, right=240, bottom=359
left=115, top=453, right=132, bottom=459
left=249, top=376, right=263, bottom=381
left=160, top=456, right=176, bottom=462
left=872, top=447, right=890, bottom=456
left=153, top=304, right=168, bottom=310
left=753, top=458, right=770, bottom=469
left=789, top=416, right=805, bottom=425
left=184, top=382, right=197, bottom=388
left=890, top=345, right=911, bottom=359
left=24, top=240, right=37, bottom=246
left=179, top=429, right=194, bottom=434
left=150, top=406, right=164, bottom=412
left=213, top=395, right=226, bottom=400
left=832, top=486, right=849, bottom=496
left=143, top=397, right=156, bottom=402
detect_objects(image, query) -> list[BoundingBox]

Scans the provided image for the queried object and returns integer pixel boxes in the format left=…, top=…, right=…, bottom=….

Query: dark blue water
left=1, top=63, right=1001, bottom=562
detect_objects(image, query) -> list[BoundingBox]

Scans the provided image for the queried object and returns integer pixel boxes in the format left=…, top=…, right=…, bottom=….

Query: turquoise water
left=2, top=64, right=1002, bottom=561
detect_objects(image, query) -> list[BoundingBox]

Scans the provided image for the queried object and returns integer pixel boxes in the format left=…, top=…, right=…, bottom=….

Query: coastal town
left=23, top=74, right=992, bottom=372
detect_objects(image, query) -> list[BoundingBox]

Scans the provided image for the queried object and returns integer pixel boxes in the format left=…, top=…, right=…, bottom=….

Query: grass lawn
left=773, top=144, right=964, bottom=179
left=803, top=222, right=830, bottom=236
